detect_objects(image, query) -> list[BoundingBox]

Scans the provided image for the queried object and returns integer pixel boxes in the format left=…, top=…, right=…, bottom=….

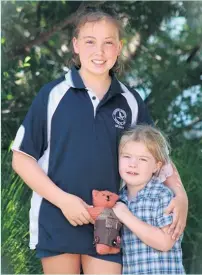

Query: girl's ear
left=118, top=40, right=123, bottom=56
left=72, top=37, right=79, bottom=54
left=153, top=161, right=162, bottom=175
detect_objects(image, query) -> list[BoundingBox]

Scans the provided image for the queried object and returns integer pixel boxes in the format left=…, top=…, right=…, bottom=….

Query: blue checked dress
left=119, top=178, right=185, bottom=274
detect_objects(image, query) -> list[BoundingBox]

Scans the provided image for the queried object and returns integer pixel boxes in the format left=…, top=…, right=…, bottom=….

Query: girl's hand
left=165, top=194, right=188, bottom=240
left=113, top=202, right=129, bottom=222
left=60, top=193, right=94, bottom=226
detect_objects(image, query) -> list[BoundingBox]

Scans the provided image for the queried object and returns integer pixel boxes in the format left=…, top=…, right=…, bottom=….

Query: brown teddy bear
left=88, top=190, right=122, bottom=255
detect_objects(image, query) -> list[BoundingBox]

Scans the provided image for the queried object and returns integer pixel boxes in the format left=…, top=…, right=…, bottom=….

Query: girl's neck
left=127, top=180, right=150, bottom=200
left=127, top=185, right=143, bottom=200
left=79, top=68, right=111, bottom=100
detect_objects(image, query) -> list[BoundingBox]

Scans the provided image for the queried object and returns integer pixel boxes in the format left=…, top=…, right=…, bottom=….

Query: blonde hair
left=119, top=125, right=171, bottom=165
left=68, top=6, right=124, bottom=74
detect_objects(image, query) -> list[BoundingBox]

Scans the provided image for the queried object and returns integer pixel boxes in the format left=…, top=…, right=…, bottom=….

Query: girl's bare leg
left=81, top=254, right=122, bottom=274
left=41, top=253, right=80, bottom=274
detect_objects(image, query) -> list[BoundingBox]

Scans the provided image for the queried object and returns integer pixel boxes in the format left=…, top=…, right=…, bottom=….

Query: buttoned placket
left=86, top=88, right=115, bottom=118
left=66, top=67, right=123, bottom=118
left=86, top=88, right=100, bottom=117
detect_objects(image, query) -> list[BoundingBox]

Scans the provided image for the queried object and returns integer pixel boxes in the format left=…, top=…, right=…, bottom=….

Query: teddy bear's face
left=92, top=190, right=119, bottom=208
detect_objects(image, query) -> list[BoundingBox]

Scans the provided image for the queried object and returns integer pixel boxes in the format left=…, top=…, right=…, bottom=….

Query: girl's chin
left=88, top=68, right=110, bottom=75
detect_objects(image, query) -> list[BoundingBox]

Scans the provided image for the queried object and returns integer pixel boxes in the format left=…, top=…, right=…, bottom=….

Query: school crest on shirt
left=112, top=108, right=127, bottom=129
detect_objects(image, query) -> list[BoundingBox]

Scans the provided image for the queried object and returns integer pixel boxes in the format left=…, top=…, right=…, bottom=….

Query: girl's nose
left=96, top=43, right=104, bottom=53
left=129, top=157, right=138, bottom=167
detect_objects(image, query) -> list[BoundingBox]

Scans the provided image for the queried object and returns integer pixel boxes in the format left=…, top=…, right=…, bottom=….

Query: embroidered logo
left=112, top=108, right=127, bottom=129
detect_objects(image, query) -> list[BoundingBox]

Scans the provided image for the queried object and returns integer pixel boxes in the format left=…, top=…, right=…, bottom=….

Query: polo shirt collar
left=65, top=66, right=123, bottom=95
left=65, top=66, right=86, bottom=89
left=109, top=74, right=123, bottom=96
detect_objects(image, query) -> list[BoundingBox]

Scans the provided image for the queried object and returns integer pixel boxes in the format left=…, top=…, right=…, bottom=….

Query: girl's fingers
left=80, top=213, right=90, bottom=224
left=76, top=218, right=84, bottom=226
left=82, top=209, right=95, bottom=224
left=70, top=212, right=93, bottom=226
left=168, top=212, right=179, bottom=234
left=64, top=199, right=95, bottom=226
left=164, top=201, right=174, bottom=215
left=71, top=217, right=84, bottom=226
left=172, top=223, right=182, bottom=240
left=82, top=203, right=95, bottom=224
left=89, top=217, right=95, bottom=224
left=69, top=219, right=78, bottom=227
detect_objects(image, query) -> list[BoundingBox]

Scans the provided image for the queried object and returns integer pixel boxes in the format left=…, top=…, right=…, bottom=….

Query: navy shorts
left=36, top=249, right=122, bottom=265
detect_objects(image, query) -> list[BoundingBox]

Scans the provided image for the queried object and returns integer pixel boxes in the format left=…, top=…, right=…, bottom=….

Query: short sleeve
left=158, top=163, right=173, bottom=182
left=12, top=88, right=48, bottom=161
left=156, top=190, right=174, bottom=228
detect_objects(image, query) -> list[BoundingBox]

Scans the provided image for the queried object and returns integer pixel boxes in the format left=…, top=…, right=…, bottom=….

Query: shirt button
left=92, top=96, right=96, bottom=100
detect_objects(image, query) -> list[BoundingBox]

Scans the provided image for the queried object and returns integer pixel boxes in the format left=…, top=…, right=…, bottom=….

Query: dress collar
left=120, top=177, right=161, bottom=203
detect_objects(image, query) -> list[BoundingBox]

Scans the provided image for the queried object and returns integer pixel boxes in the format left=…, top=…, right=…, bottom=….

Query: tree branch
left=186, top=43, right=202, bottom=63
left=9, top=1, right=107, bottom=60
left=9, top=13, right=76, bottom=59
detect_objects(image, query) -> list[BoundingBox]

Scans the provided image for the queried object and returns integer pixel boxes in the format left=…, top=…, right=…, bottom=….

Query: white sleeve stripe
left=11, top=125, right=25, bottom=151
left=119, top=82, right=138, bottom=126
left=47, top=80, right=71, bottom=143
left=11, top=125, right=37, bottom=161
left=28, top=80, right=70, bottom=248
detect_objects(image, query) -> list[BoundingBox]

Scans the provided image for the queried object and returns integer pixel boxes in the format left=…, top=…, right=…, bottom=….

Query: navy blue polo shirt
left=12, top=66, right=152, bottom=254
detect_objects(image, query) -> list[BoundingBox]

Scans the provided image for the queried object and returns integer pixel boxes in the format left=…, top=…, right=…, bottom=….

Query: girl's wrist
left=55, top=190, right=71, bottom=209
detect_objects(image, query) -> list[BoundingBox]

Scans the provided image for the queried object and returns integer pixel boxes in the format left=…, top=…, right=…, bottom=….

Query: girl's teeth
left=93, top=60, right=105, bottom=64
left=128, top=172, right=137, bottom=175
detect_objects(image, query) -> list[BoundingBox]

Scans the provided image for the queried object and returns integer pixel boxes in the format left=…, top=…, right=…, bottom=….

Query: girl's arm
left=164, top=162, right=188, bottom=239
left=138, top=98, right=188, bottom=239
left=113, top=202, right=175, bottom=252
left=12, top=151, right=94, bottom=226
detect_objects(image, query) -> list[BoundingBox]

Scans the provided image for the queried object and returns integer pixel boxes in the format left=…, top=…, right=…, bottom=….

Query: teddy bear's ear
left=111, top=193, right=119, bottom=202
left=114, top=193, right=119, bottom=201
left=92, top=190, right=99, bottom=197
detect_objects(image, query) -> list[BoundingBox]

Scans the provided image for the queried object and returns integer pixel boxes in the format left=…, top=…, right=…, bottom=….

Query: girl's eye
left=123, top=155, right=130, bottom=158
left=86, top=40, right=94, bottom=44
left=106, top=41, right=113, bottom=45
left=140, top=158, right=147, bottom=162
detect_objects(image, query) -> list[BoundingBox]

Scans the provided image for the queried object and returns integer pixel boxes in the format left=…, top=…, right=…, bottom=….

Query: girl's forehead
left=121, top=141, right=153, bottom=155
left=77, top=19, right=119, bottom=37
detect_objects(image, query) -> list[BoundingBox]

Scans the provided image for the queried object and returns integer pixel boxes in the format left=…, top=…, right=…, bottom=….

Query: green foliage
left=172, top=139, right=202, bottom=273
left=1, top=150, right=42, bottom=274
left=1, top=1, right=202, bottom=274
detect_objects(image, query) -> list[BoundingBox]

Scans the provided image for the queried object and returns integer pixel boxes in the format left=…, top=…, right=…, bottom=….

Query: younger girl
left=12, top=6, right=187, bottom=274
left=114, top=125, right=185, bottom=274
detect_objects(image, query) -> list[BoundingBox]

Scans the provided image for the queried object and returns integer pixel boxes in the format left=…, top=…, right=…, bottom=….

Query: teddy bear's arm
left=87, top=207, right=104, bottom=220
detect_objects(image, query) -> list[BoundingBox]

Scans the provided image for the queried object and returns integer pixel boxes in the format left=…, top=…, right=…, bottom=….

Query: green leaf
left=3, top=72, right=9, bottom=78
left=8, top=141, right=14, bottom=152
left=1, top=37, right=6, bottom=44
left=23, top=63, right=30, bottom=67
left=24, top=56, right=31, bottom=63
left=7, top=94, right=13, bottom=100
